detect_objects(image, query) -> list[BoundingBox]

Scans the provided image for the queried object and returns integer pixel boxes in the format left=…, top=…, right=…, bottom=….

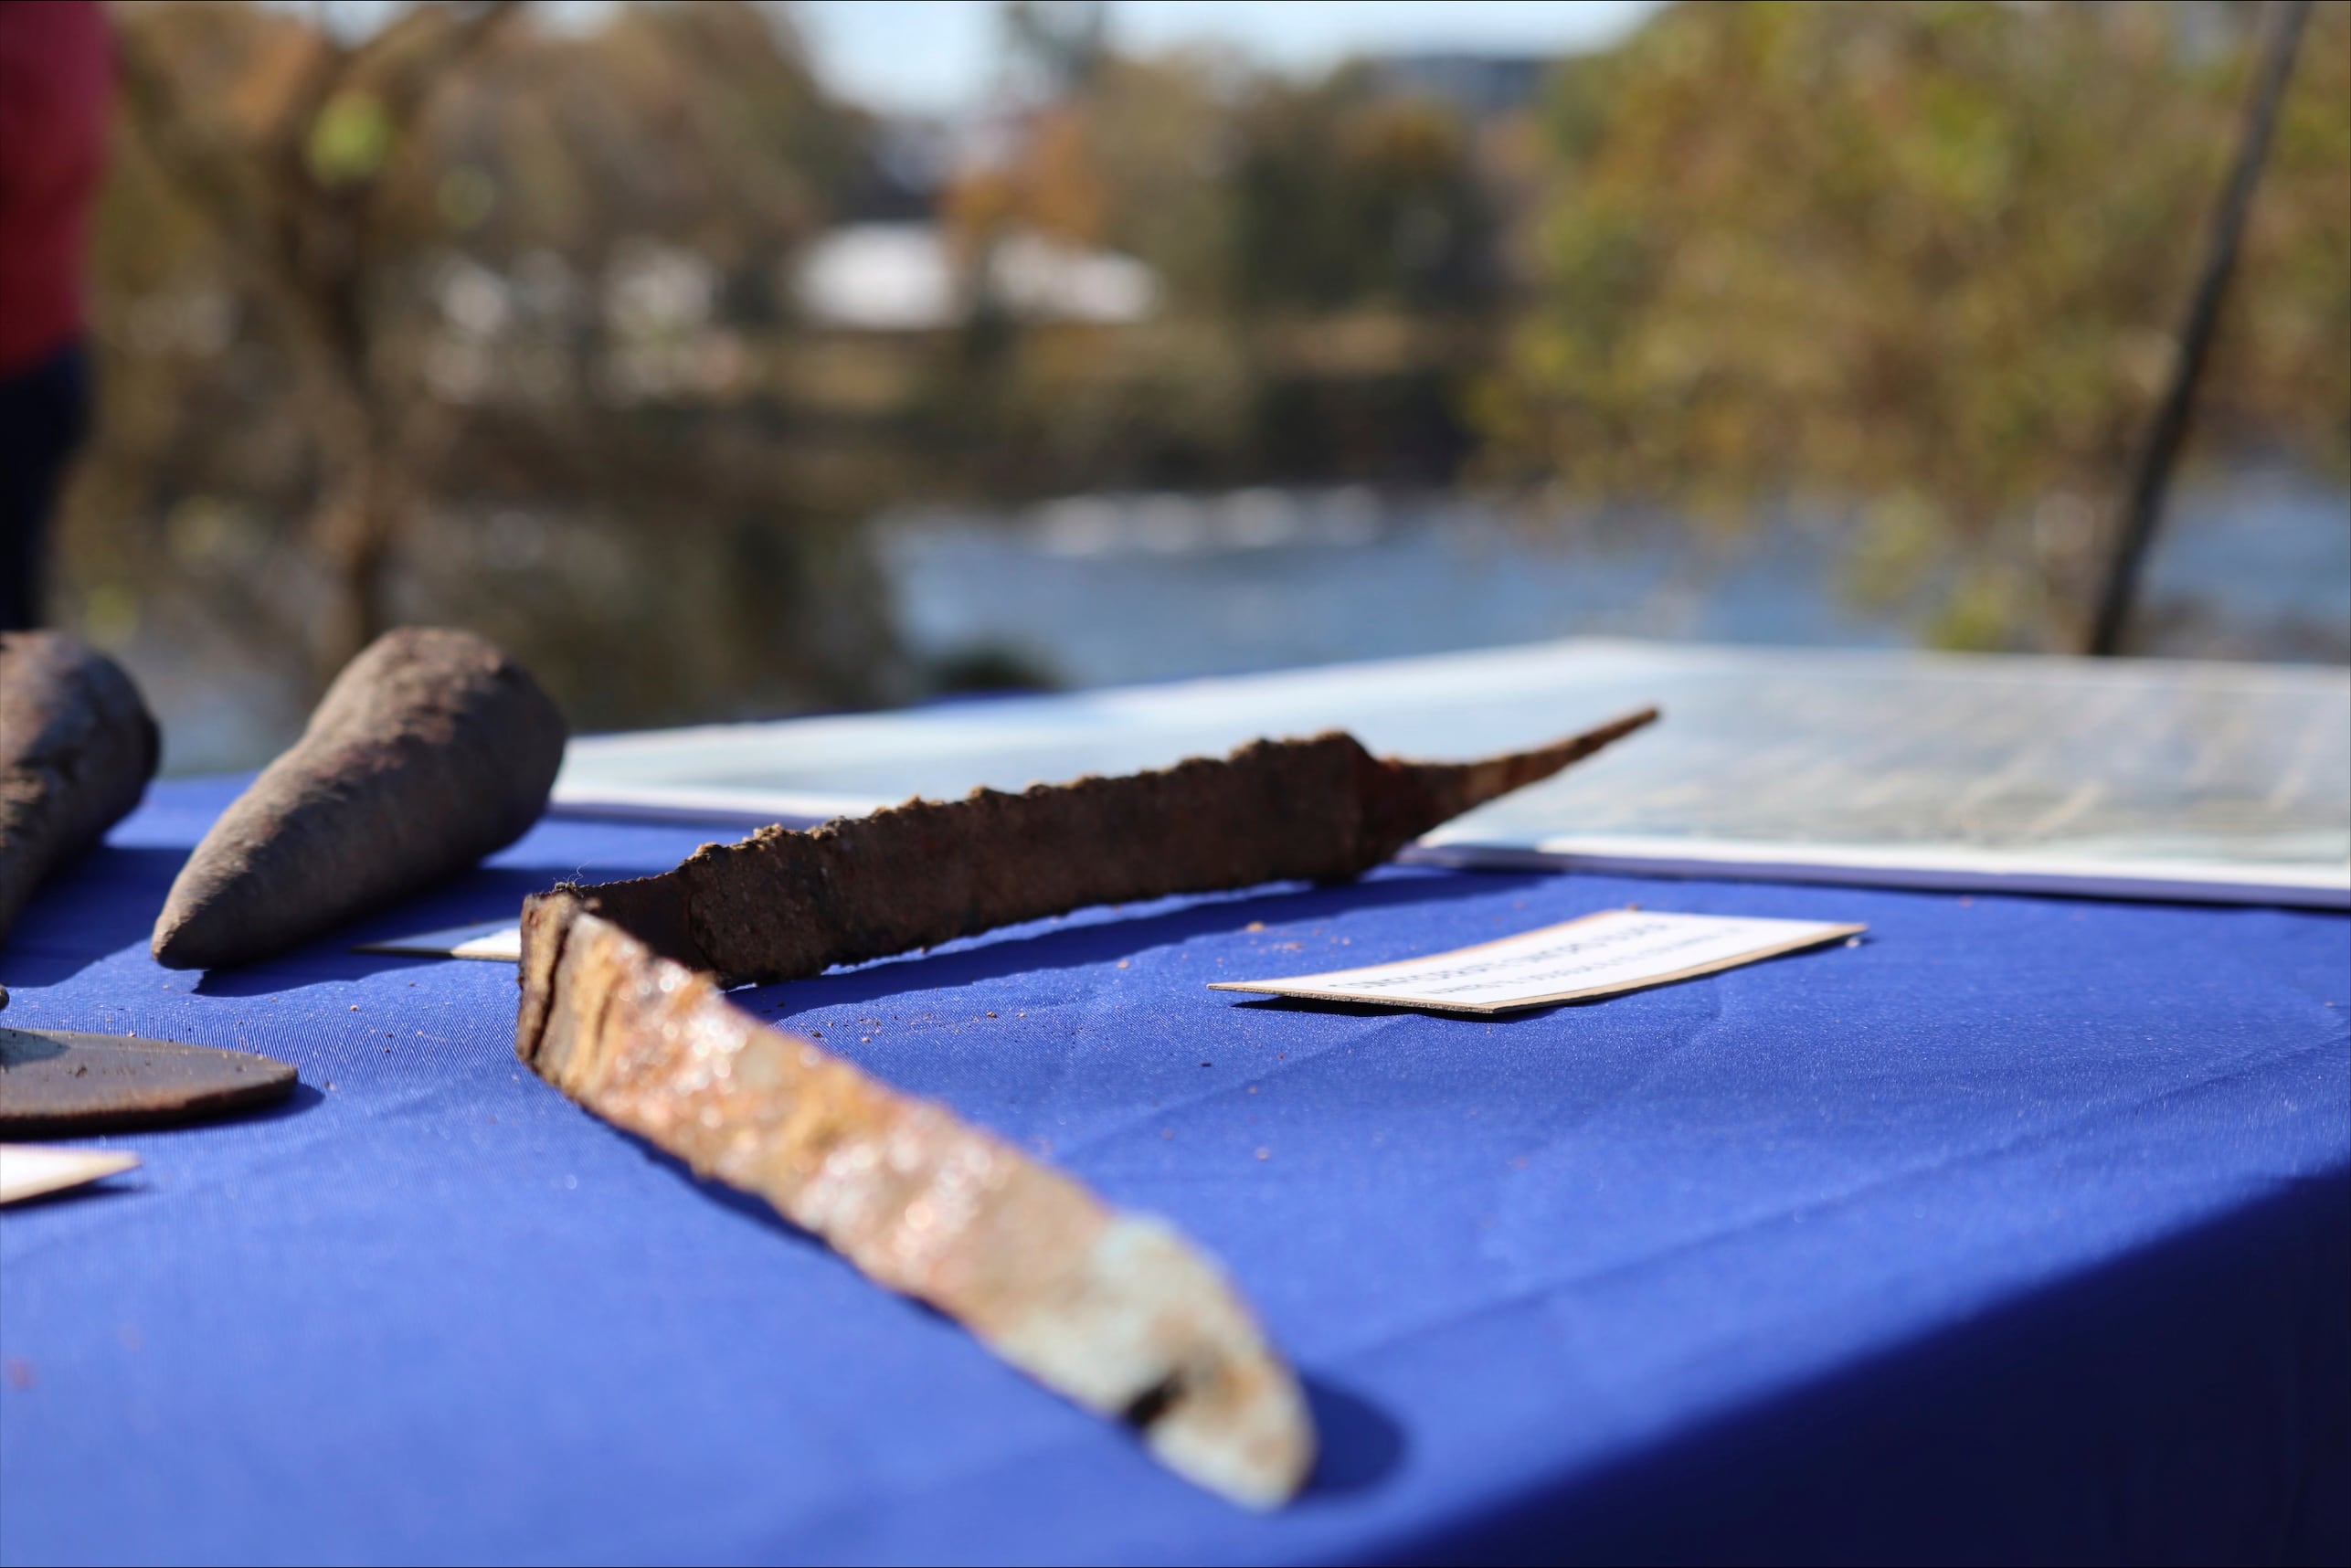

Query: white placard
left=354, top=918, right=522, bottom=961
left=0, top=1145, right=141, bottom=1206
left=1210, top=909, right=1864, bottom=1014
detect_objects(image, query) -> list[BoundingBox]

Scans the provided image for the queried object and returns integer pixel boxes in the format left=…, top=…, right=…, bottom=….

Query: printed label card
left=355, top=917, right=522, bottom=961
left=1212, top=909, right=1864, bottom=1014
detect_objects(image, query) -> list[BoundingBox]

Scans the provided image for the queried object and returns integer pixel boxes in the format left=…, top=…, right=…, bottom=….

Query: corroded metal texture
left=513, top=710, right=1659, bottom=1504
left=517, top=896, right=1315, bottom=1507
left=0, top=631, right=159, bottom=946
left=556, top=709, right=1660, bottom=987
left=0, top=1028, right=297, bottom=1135
left=154, top=627, right=567, bottom=969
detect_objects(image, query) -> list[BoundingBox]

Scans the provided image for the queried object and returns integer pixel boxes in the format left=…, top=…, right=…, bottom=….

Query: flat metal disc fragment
left=0, top=1028, right=297, bottom=1135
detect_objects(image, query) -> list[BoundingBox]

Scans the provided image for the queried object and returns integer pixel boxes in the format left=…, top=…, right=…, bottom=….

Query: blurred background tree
left=111, top=0, right=520, bottom=680
left=48, top=0, right=2351, bottom=767
left=937, top=23, right=1510, bottom=491
left=73, top=0, right=904, bottom=761
left=1477, top=0, right=2350, bottom=650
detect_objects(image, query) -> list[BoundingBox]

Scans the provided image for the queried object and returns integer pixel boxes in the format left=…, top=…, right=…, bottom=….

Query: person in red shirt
left=0, top=1, right=112, bottom=630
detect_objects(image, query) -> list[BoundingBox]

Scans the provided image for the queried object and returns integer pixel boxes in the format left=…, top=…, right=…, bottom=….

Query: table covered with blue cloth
left=2, top=775, right=2345, bottom=1564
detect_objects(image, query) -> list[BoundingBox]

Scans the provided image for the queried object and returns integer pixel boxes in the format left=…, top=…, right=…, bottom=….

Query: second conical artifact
left=153, top=627, right=567, bottom=969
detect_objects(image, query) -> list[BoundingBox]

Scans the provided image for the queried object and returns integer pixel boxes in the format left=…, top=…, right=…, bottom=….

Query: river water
left=878, top=468, right=2351, bottom=691
left=137, top=467, right=2349, bottom=774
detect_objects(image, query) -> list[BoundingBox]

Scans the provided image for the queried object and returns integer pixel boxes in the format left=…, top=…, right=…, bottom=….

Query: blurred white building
left=792, top=222, right=1159, bottom=331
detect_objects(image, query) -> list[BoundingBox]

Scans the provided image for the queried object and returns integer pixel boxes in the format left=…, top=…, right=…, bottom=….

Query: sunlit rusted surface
left=552, top=709, right=1661, bottom=987
left=517, top=895, right=1314, bottom=1508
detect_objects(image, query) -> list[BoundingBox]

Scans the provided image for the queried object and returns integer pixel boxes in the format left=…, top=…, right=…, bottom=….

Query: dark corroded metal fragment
left=553, top=707, right=1659, bottom=987
left=154, top=627, right=567, bottom=969
left=518, top=896, right=1313, bottom=1507
left=0, top=632, right=160, bottom=947
left=0, top=1028, right=297, bottom=1135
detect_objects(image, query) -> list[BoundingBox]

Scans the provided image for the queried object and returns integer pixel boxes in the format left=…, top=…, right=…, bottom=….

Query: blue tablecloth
left=2, top=777, right=2345, bottom=1564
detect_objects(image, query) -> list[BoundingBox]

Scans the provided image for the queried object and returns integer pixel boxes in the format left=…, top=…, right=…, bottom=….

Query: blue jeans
left=0, top=338, right=92, bottom=630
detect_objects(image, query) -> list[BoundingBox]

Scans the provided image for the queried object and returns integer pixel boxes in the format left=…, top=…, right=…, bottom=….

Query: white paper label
left=354, top=918, right=522, bottom=962
left=1210, top=909, right=1864, bottom=1014
left=0, top=1145, right=141, bottom=1206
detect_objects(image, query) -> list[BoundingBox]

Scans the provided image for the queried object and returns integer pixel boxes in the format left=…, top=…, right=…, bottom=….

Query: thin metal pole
left=2085, top=0, right=2313, bottom=657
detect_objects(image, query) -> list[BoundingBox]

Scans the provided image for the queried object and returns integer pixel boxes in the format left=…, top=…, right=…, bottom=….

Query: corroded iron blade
left=556, top=708, right=1662, bottom=987
left=0, top=1028, right=297, bottom=1136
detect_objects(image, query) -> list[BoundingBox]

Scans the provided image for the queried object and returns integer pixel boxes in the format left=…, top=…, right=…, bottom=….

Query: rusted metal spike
left=552, top=709, right=1660, bottom=987
left=1395, top=705, right=1660, bottom=825
left=518, top=896, right=1315, bottom=1507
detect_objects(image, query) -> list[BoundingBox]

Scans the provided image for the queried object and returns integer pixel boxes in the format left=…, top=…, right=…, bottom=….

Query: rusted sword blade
left=558, top=708, right=1661, bottom=987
